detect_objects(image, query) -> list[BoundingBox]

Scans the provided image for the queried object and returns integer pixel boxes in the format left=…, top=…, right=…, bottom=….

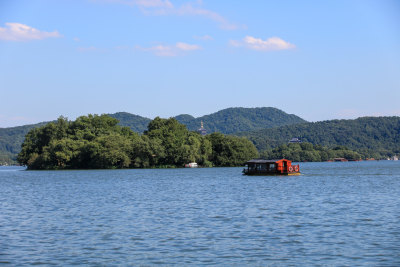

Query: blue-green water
left=1, top=161, right=399, bottom=266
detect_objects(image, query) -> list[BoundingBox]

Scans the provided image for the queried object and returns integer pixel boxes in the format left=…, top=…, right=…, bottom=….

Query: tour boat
left=243, top=159, right=300, bottom=176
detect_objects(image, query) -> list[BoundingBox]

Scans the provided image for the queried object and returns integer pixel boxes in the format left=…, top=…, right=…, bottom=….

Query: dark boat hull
left=243, top=170, right=300, bottom=176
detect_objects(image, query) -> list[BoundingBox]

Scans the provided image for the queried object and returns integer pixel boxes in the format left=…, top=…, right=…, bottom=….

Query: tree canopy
left=17, top=115, right=258, bottom=170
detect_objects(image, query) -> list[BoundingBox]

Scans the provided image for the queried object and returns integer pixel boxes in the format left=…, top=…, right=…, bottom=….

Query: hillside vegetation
left=240, top=116, right=400, bottom=159
left=174, top=107, right=306, bottom=134
left=109, top=107, right=306, bottom=134
left=0, top=107, right=304, bottom=163
left=261, top=143, right=362, bottom=162
left=0, top=122, right=48, bottom=164
left=108, top=112, right=151, bottom=133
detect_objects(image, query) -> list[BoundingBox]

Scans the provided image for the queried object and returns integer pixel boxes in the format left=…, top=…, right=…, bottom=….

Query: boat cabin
left=243, top=159, right=300, bottom=176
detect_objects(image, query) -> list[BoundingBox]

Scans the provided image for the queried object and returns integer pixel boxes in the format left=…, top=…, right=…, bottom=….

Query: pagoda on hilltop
left=197, top=121, right=207, bottom=136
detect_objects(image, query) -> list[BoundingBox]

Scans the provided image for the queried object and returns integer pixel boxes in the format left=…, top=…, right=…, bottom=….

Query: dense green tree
left=144, top=117, right=192, bottom=166
left=18, top=114, right=257, bottom=169
left=207, top=132, right=258, bottom=166
left=130, top=136, right=165, bottom=168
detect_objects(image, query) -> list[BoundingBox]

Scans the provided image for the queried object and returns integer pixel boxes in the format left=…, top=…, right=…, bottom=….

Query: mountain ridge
left=109, top=107, right=307, bottom=134
left=0, top=107, right=306, bottom=163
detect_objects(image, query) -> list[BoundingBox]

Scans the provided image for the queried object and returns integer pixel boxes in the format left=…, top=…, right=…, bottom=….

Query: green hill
left=0, top=122, right=48, bottom=164
left=174, top=107, right=306, bottom=134
left=108, top=112, right=151, bottom=133
left=0, top=107, right=305, bottom=164
left=110, top=107, right=306, bottom=134
left=239, top=116, right=400, bottom=159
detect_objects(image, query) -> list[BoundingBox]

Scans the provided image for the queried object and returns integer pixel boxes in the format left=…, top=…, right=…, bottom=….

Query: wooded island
left=17, top=115, right=258, bottom=170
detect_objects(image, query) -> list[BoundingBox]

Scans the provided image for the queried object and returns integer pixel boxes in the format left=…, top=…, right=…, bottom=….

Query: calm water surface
left=1, top=161, right=399, bottom=266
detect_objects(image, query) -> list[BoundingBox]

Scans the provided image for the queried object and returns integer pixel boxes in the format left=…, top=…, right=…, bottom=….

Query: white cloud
left=230, top=36, right=296, bottom=51
left=139, top=44, right=176, bottom=56
left=0, top=22, right=61, bottom=41
left=137, top=42, right=201, bottom=56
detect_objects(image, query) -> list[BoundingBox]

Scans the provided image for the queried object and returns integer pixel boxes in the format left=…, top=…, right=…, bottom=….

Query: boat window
left=269, top=164, right=276, bottom=171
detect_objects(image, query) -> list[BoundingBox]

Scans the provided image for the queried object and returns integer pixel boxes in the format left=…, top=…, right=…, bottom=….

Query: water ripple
left=0, top=162, right=399, bottom=266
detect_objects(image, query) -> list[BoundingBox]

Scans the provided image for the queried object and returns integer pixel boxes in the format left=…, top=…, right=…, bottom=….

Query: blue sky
left=0, top=0, right=399, bottom=127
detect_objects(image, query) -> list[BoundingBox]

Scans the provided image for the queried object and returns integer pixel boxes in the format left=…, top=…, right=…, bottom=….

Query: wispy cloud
left=137, top=44, right=176, bottom=56
left=0, top=22, right=61, bottom=41
left=167, top=3, right=241, bottom=30
left=95, top=0, right=242, bottom=30
left=136, top=42, right=201, bottom=56
left=230, top=36, right=296, bottom=51
left=175, top=42, right=201, bottom=51
left=193, top=35, right=213, bottom=41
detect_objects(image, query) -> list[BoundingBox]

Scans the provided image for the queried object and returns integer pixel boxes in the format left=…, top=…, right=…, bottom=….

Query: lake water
left=1, top=161, right=399, bottom=266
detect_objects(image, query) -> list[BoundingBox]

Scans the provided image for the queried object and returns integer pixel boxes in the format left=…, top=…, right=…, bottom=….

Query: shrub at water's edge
left=17, top=115, right=258, bottom=170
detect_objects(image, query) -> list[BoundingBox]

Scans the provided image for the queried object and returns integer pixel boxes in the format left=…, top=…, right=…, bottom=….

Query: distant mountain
left=109, top=107, right=306, bottom=135
left=0, top=107, right=306, bottom=164
left=239, top=116, right=400, bottom=158
left=108, top=112, right=151, bottom=133
left=174, top=107, right=307, bottom=134
left=0, top=122, right=48, bottom=163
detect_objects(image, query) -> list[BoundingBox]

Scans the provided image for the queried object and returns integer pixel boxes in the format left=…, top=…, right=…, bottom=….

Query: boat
left=185, top=162, right=198, bottom=168
left=243, top=158, right=300, bottom=176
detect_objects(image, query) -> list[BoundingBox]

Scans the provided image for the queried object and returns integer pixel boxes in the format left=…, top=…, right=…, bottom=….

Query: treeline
left=261, top=143, right=362, bottom=162
left=240, top=117, right=400, bottom=159
left=17, top=115, right=258, bottom=170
